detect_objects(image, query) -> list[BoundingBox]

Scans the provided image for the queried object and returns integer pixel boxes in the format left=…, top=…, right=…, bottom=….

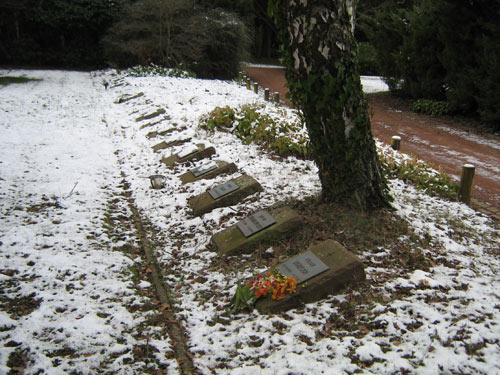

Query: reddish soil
left=243, top=66, right=500, bottom=217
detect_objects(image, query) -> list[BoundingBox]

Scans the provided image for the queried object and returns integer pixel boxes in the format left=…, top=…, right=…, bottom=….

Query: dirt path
left=243, top=66, right=500, bottom=218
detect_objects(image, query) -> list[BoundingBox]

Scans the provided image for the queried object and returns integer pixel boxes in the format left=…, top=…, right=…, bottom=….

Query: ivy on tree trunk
left=269, top=0, right=391, bottom=210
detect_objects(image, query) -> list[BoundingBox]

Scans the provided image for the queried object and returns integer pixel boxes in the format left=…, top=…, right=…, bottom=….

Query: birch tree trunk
left=270, top=0, right=391, bottom=210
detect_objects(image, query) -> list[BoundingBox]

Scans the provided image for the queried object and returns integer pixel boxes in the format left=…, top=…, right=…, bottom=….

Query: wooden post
left=458, top=164, right=475, bottom=205
left=253, top=82, right=258, bottom=94
left=391, top=136, right=401, bottom=151
left=238, top=71, right=244, bottom=82
left=246, top=77, right=251, bottom=90
left=273, top=92, right=280, bottom=103
left=264, top=88, right=270, bottom=101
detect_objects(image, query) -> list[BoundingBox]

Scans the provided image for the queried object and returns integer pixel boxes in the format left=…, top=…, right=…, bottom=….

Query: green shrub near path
left=411, top=99, right=452, bottom=117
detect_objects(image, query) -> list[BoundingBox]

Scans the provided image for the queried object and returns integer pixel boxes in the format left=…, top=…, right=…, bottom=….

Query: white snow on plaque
left=191, top=160, right=217, bottom=177
left=177, top=144, right=199, bottom=159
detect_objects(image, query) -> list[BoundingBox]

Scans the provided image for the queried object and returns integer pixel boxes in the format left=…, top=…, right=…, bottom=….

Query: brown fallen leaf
left=159, top=303, right=171, bottom=312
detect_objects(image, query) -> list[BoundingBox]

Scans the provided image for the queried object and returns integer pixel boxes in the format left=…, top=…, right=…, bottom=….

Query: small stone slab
left=255, top=240, right=366, bottom=314
left=135, top=108, right=166, bottom=122
left=152, top=139, right=190, bottom=152
left=147, top=127, right=185, bottom=139
left=212, top=206, right=303, bottom=256
left=139, top=117, right=170, bottom=130
left=116, top=92, right=144, bottom=104
left=188, top=175, right=263, bottom=216
left=180, top=160, right=237, bottom=184
left=237, top=210, right=276, bottom=238
left=161, top=144, right=215, bottom=168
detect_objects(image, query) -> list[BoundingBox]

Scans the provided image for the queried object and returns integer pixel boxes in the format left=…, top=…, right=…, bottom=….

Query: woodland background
left=1, top=0, right=498, bottom=128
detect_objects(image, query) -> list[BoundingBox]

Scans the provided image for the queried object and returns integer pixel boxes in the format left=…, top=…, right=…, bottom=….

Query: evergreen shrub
left=120, top=64, right=196, bottom=78
left=410, top=99, right=452, bottom=117
left=357, top=43, right=379, bottom=76
left=103, top=1, right=250, bottom=79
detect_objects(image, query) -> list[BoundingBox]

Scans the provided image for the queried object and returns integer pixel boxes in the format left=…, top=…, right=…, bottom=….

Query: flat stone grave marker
left=161, top=144, right=215, bottom=167
left=212, top=206, right=303, bottom=256
left=152, top=139, right=190, bottom=152
left=116, top=92, right=144, bottom=104
left=189, top=175, right=263, bottom=216
left=255, top=239, right=366, bottom=314
left=140, top=117, right=168, bottom=130
left=180, top=160, right=238, bottom=184
left=237, top=210, right=276, bottom=238
left=147, top=124, right=185, bottom=139
left=135, top=107, right=166, bottom=122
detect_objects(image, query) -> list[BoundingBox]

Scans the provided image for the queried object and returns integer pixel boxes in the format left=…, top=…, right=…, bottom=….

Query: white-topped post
left=391, top=135, right=401, bottom=151
left=458, top=164, right=475, bottom=205
left=264, top=88, right=270, bottom=101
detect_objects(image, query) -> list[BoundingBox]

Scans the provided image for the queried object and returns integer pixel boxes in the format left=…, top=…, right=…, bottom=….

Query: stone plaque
left=191, top=161, right=217, bottom=177
left=237, top=210, right=276, bottom=238
left=208, top=181, right=240, bottom=200
left=277, top=251, right=330, bottom=284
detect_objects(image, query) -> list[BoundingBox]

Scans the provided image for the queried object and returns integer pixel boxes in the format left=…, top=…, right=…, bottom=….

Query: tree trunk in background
left=270, top=0, right=391, bottom=210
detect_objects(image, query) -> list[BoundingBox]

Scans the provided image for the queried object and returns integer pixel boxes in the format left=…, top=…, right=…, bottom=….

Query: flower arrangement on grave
left=230, top=269, right=297, bottom=313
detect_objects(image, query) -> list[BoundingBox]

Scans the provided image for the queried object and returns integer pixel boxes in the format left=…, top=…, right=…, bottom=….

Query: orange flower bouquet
left=230, top=269, right=297, bottom=313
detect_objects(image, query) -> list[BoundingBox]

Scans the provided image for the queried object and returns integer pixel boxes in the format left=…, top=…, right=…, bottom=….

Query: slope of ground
left=0, top=69, right=499, bottom=375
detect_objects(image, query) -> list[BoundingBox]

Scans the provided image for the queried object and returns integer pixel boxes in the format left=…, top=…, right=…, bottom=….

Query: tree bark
left=270, top=0, right=391, bottom=210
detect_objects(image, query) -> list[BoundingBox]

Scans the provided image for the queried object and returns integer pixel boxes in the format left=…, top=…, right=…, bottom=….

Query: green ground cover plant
left=380, top=152, right=459, bottom=200
left=200, top=104, right=309, bottom=158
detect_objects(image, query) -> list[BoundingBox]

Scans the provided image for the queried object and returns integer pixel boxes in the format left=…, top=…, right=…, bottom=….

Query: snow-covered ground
left=0, top=69, right=498, bottom=374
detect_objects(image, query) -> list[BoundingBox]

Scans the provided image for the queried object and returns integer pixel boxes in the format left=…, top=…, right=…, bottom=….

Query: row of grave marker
left=156, top=139, right=365, bottom=312
left=128, top=91, right=365, bottom=313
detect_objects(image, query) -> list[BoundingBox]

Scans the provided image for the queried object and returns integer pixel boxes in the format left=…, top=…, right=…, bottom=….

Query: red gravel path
left=243, top=66, right=500, bottom=219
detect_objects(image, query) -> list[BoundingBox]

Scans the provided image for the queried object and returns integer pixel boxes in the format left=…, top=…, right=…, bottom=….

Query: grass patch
left=0, top=76, right=41, bottom=86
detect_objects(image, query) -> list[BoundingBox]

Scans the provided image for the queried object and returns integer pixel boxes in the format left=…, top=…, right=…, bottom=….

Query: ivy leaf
left=267, top=0, right=278, bottom=18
